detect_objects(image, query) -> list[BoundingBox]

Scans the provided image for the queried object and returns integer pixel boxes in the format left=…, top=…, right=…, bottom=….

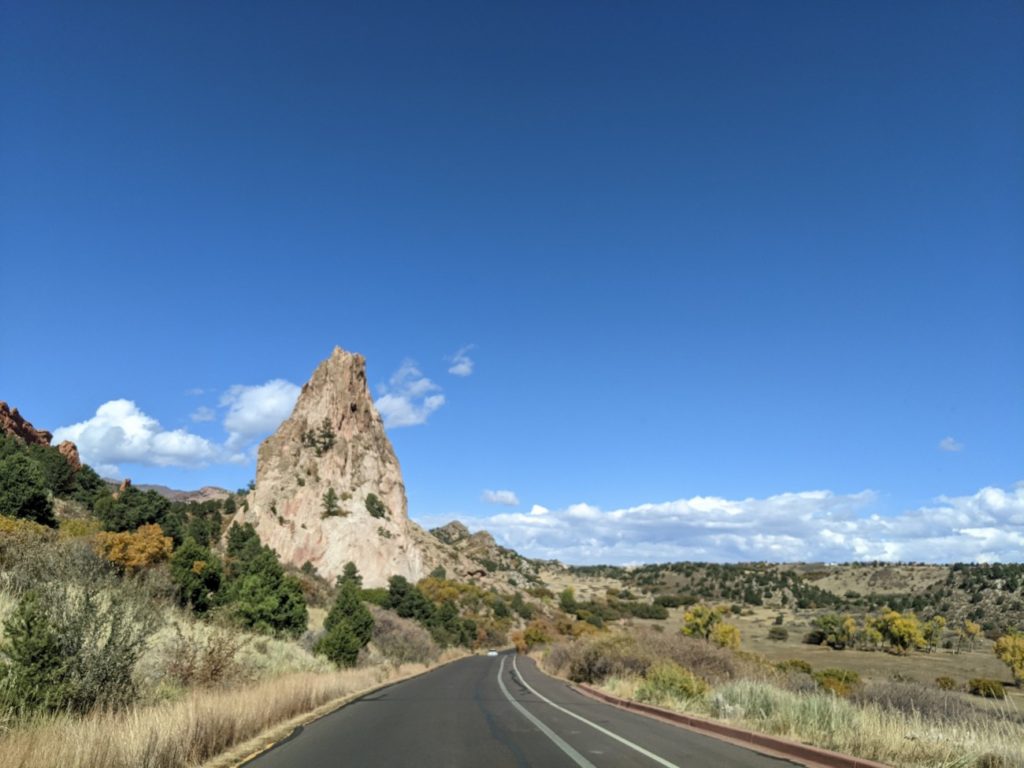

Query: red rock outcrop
left=0, top=401, right=82, bottom=473
left=0, top=401, right=53, bottom=446
left=58, top=440, right=82, bottom=471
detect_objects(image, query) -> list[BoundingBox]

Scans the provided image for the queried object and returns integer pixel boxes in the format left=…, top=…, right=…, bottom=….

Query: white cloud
left=939, top=436, right=964, bottom=452
left=220, top=379, right=301, bottom=450
left=53, top=400, right=222, bottom=477
left=482, top=489, right=519, bottom=506
left=375, top=361, right=445, bottom=428
left=190, top=406, right=215, bottom=422
left=478, top=484, right=1024, bottom=565
left=447, top=345, right=475, bottom=377
left=185, top=387, right=205, bottom=396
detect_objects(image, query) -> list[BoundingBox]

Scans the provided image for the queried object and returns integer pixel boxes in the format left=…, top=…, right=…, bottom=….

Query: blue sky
left=2, top=1, right=1022, bottom=563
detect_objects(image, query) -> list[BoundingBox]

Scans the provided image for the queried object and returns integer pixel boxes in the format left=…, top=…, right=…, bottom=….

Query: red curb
left=575, top=683, right=890, bottom=768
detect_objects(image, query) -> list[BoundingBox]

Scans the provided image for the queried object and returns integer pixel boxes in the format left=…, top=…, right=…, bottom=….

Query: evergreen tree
left=388, top=575, right=435, bottom=622
left=317, top=566, right=373, bottom=666
left=322, top=487, right=340, bottom=517
left=365, top=493, right=388, bottom=519
left=169, top=538, right=222, bottom=613
left=340, top=561, right=362, bottom=589
left=94, top=486, right=170, bottom=532
left=0, top=451, right=55, bottom=527
left=222, top=523, right=307, bottom=638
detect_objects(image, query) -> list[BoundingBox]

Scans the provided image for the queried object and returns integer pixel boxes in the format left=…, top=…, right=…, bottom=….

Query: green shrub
left=813, top=668, right=861, bottom=697
left=93, top=486, right=170, bottom=532
left=368, top=606, right=439, bottom=665
left=935, top=676, right=956, bottom=690
left=967, top=678, right=1006, bottom=699
left=767, top=626, right=789, bottom=641
left=775, top=658, right=813, bottom=675
left=637, top=660, right=709, bottom=703
left=170, top=538, right=222, bottom=613
left=0, top=584, right=157, bottom=715
left=365, top=493, right=388, bottom=519
left=322, top=487, right=341, bottom=518
left=301, top=418, right=336, bottom=456
left=361, top=587, right=390, bottom=607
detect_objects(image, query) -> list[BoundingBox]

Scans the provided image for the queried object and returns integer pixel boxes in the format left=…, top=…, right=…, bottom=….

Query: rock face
left=0, top=401, right=81, bottom=472
left=135, top=484, right=230, bottom=503
left=0, top=401, right=53, bottom=446
left=431, top=520, right=540, bottom=580
left=57, top=441, right=81, bottom=471
left=238, top=347, right=448, bottom=587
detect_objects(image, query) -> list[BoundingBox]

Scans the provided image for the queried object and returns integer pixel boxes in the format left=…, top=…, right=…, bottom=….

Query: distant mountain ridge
left=100, top=480, right=231, bottom=504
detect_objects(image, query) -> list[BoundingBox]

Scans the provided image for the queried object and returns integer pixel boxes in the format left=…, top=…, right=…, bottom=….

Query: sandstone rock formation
left=236, top=347, right=457, bottom=587
left=0, top=401, right=53, bottom=446
left=57, top=440, right=81, bottom=472
left=0, top=401, right=81, bottom=472
left=135, top=484, right=230, bottom=503
left=431, top=520, right=540, bottom=580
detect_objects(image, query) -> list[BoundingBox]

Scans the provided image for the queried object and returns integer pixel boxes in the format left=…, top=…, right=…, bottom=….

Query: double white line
left=496, top=655, right=680, bottom=768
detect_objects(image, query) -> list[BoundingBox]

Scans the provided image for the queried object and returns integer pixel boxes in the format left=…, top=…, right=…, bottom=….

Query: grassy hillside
left=565, top=560, right=1024, bottom=637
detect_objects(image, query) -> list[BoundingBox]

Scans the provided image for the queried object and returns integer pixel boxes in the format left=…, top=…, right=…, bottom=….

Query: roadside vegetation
left=540, top=617, right=1024, bottom=767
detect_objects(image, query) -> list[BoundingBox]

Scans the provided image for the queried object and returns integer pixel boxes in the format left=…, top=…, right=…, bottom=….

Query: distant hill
left=566, top=560, right=1024, bottom=637
left=101, top=480, right=231, bottom=504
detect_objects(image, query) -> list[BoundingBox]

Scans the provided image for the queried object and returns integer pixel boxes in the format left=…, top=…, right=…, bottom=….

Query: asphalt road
left=243, top=653, right=799, bottom=767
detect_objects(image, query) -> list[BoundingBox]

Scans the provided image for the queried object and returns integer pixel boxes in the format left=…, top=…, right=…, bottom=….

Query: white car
left=487, top=649, right=498, bottom=656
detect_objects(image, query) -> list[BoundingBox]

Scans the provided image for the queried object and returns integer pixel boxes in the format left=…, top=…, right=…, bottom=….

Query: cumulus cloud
left=220, top=380, right=301, bottom=450
left=53, top=400, right=222, bottom=477
left=447, top=345, right=475, bottom=377
left=190, top=406, right=215, bottom=422
left=939, top=436, right=964, bottom=452
left=375, top=361, right=445, bottom=428
left=479, top=484, right=1024, bottom=565
left=482, top=489, right=519, bottom=506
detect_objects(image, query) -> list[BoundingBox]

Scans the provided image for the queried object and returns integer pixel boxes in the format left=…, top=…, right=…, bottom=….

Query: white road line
left=497, top=656, right=597, bottom=768
left=512, top=655, right=680, bottom=768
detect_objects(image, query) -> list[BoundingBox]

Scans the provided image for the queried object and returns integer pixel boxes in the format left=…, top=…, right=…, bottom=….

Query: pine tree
left=317, top=566, right=373, bottom=666
left=322, top=487, right=340, bottom=517
left=0, top=452, right=55, bottom=527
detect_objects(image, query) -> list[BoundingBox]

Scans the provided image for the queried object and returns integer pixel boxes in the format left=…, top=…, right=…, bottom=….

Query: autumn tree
left=923, top=616, right=947, bottom=653
left=710, top=622, right=741, bottom=649
left=94, top=524, right=173, bottom=572
left=994, top=632, right=1024, bottom=685
left=681, top=604, right=723, bottom=641
left=956, top=619, right=983, bottom=654
left=874, top=610, right=925, bottom=655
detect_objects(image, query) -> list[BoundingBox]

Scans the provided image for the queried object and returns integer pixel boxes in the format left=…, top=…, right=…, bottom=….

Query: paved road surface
left=244, top=653, right=798, bottom=767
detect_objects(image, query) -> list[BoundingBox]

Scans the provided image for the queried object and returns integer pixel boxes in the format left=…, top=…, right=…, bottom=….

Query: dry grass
left=545, top=629, right=1024, bottom=768
left=0, top=653, right=465, bottom=768
left=599, top=675, right=1024, bottom=768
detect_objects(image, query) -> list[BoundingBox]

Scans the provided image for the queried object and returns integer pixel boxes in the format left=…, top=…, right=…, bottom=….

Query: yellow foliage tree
left=873, top=610, right=925, bottom=655
left=94, top=523, right=173, bottom=572
left=994, top=632, right=1024, bottom=685
left=681, top=603, right=724, bottom=641
left=923, top=616, right=947, bottom=653
left=956, top=619, right=983, bottom=653
left=710, top=622, right=741, bottom=649
left=857, top=617, right=883, bottom=650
